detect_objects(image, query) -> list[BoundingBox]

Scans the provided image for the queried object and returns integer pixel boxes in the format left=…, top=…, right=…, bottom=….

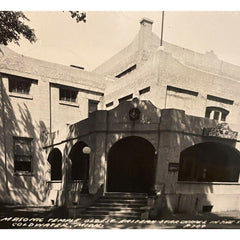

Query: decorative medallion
left=129, top=107, right=141, bottom=121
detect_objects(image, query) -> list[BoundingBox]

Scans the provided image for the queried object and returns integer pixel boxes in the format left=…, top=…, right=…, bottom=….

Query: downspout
left=0, top=73, right=9, bottom=195
left=49, top=83, right=52, bottom=140
left=103, top=111, right=109, bottom=194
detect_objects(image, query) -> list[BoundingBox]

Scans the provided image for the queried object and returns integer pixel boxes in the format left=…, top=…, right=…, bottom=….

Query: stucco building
left=1, top=17, right=240, bottom=218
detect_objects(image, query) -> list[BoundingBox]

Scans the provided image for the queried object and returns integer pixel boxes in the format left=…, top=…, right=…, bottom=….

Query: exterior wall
left=48, top=100, right=240, bottom=213
left=102, top=48, right=240, bottom=144
left=0, top=60, right=106, bottom=206
left=0, top=74, right=48, bottom=205
left=50, top=84, right=102, bottom=132
left=157, top=109, right=240, bottom=213
left=97, top=19, right=240, bottom=149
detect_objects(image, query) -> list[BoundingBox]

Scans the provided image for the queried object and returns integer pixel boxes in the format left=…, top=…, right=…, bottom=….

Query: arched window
left=47, top=148, right=62, bottom=181
left=178, top=142, right=240, bottom=182
left=205, top=106, right=229, bottom=121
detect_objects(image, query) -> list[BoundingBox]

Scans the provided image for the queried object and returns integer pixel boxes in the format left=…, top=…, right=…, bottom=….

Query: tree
left=0, top=11, right=86, bottom=46
left=0, top=11, right=36, bottom=45
left=69, top=11, right=86, bottom=23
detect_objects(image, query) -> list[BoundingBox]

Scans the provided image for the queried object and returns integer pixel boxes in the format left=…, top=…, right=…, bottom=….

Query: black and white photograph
left=1, top=1, right=240, bottom=232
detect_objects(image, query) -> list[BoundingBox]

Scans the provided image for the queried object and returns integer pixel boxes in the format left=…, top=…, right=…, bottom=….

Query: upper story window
left=13, top=137, right=33, bottom=173
left=139, top=86, right=150, bottom=95
left=115, top=65, right=136, bottom=78
left=8, top=75, right=32, bottom=95
left=88, top=100, right=99, bottom=116
left=207, top=95, right=234, bottom=105
left=59, top=88, right=78, bottom=102
left=118, top=94, right=133, bottom=103
left=167, top=85, right=198, bottom=96
left=106, top=101, right=114, bottom=108
left=205, top=106, right=229, bottom=122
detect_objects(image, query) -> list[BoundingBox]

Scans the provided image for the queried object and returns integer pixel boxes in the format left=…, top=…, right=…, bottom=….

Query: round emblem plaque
left=129, top=108, right=140, bottom=121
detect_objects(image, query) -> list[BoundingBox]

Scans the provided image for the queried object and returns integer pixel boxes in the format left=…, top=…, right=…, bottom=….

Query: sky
left=5, top=7, right=240, bottom=72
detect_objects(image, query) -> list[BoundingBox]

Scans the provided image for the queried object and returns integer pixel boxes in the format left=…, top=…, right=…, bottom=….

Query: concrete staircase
left=77, top=192, right=149, bottom=219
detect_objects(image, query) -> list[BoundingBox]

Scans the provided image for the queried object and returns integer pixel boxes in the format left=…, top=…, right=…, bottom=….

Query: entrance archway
left=107, top=136, right=156, bottom=193
left=178, top=142, right=240, bottom=182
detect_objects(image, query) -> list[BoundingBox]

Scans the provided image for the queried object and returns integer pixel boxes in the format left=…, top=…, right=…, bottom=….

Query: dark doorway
left=47, top=148, right=62, bottom=181
left=69, top=141, right=89, bottom=181
left=107, top=136, right=156, bottom=193
left=178, top=142, right=240, bottom=182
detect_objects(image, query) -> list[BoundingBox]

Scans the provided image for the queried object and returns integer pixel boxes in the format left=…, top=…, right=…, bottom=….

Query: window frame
left=88, top=99, right=99, bottom=116
left=205, top=106, right=229, bottom=122
left=59, top=87, right=78, bottom=103
left=8, top=75, right=32, bottom=95
left=13, top=136, right=33, bottom=174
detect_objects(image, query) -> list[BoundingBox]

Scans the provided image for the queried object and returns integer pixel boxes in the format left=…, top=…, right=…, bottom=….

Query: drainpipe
left=0, top=73, right=9, bottom=195
left=160, top=11, right=165, bottom=47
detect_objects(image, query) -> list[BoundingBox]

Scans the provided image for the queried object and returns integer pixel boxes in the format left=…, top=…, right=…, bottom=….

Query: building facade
left=1, top=17, right=240, bottom=216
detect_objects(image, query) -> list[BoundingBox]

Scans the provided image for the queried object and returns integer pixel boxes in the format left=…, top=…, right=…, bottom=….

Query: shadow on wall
left=0, top=78, right=48, bottom=205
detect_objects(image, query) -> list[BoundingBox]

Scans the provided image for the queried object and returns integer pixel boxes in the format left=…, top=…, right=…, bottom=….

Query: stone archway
left=178, top=142, right=240, bottom=182
left=107, top=136, right=156, bottom=193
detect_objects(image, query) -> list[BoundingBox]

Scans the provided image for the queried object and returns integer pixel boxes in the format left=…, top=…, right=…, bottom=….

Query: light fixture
left=82, top=146, right=91, bottom=154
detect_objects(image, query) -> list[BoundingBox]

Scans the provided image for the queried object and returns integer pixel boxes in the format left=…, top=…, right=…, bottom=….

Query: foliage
left=69, top=11, right=86, bottom=23
left=0, top=11, right=86, bottom=46
left=0, top=11, right=37, bottom=46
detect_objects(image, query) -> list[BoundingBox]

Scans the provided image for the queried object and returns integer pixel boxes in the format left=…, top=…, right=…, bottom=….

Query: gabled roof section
left=0, top=45, right=113, bottom=91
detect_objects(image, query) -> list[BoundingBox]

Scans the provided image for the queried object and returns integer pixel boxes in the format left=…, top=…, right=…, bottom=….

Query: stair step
left=101, top=196, right=147, bottom=200
left=81, top=211, right=141, bottom=216
left=73, top=192, right=150, bottom=220
left=84, top=209, right=143, bottom=214
left=98, top=199, right=147, bottom=203
left=77, top=214, right=140, bottom=219
left=87, top=206, right=145, bottom=211
left=94, top=202, right=145, bottom=207
left=105, top=192, right=148, bottom=198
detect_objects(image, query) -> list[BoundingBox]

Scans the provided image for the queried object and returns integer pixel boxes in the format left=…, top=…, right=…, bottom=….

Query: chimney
left=140, top=18, right=153, bottom=32
left=139, top=18, right=153, bottom=50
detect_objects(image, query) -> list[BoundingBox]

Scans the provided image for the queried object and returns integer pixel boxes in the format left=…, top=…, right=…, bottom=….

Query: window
left=59, top=88, right=78, bottom=102
left=207, top=95, right=234, bottom=105
left=178, top=142, right=240, bottom=182
left=106, top=101, right=114, bottom=108
left=8, top=75, right=32, bottom=95
left=13, top=137, right=33, bottom=173
left=139, top=86, right=150, bottom=95
left=205, top=107, right=229, bottom=121
left=167, top=85, right=198, bottom=96
left=118, top=94, right=133, bottom=103
left=115, top=64, right=136, bottom=78
left=88, top=100, right=99, bottom=115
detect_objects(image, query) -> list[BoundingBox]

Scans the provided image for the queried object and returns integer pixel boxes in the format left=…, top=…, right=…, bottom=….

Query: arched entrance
left=47, top=148, right=62, bottom=181
left=178, top=142, right=240, bottom=182
left=107, top=136, right=156, bottom=193
left=69, top=141, right=90, bottom=193
left=69, top=141, right=90, bottom=181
